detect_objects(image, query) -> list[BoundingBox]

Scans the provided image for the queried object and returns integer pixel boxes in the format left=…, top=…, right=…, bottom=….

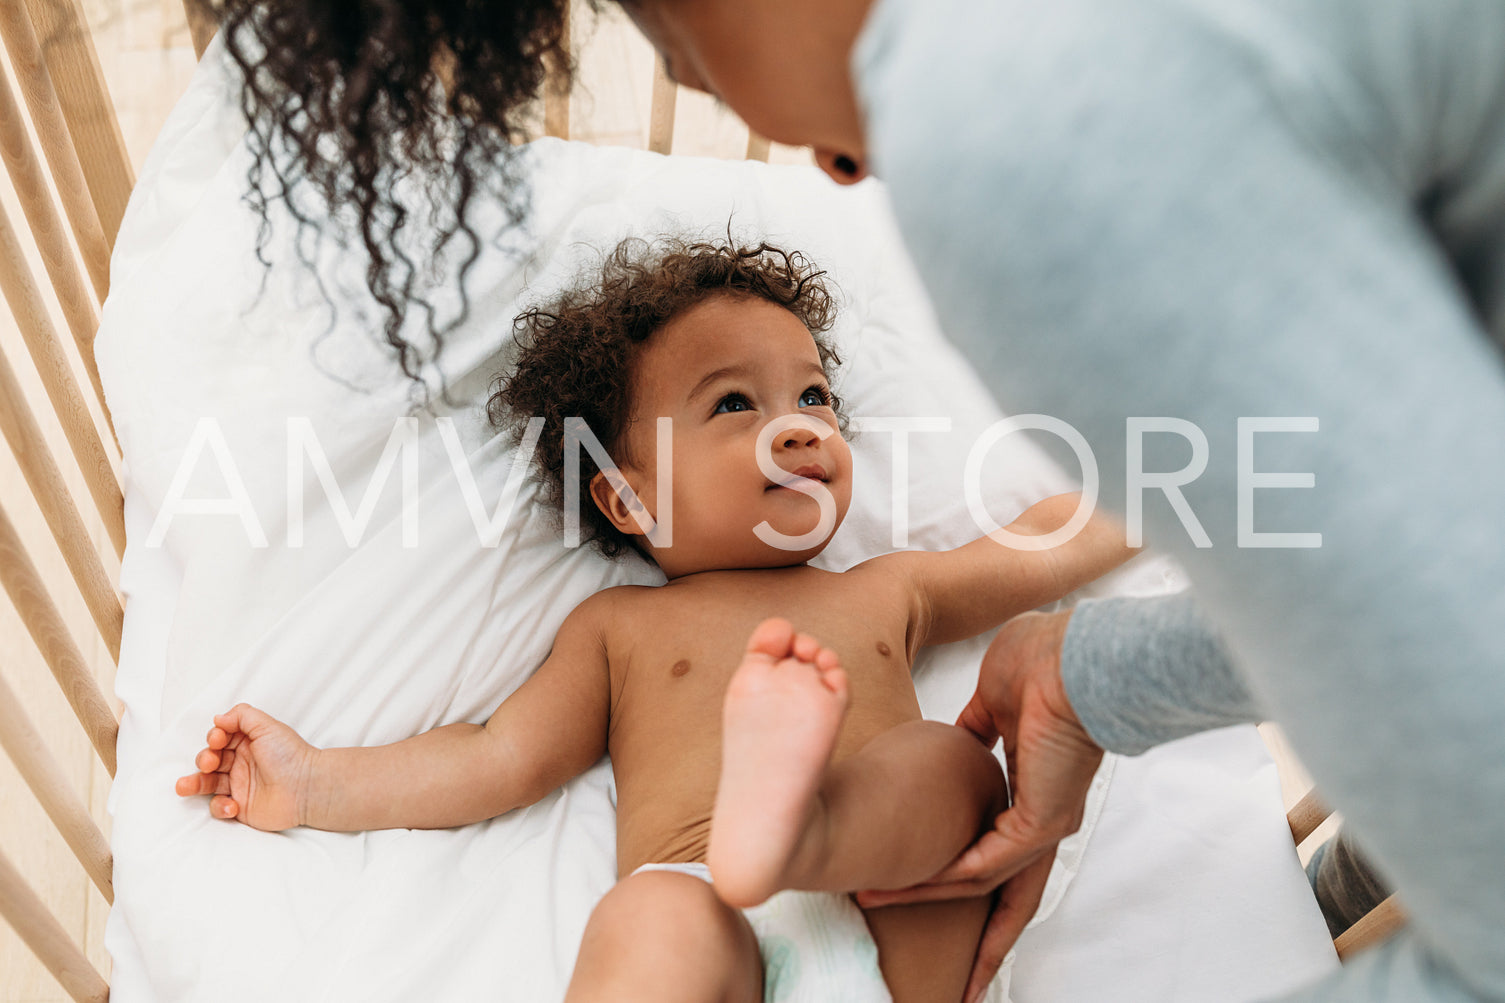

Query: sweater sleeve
left=1061, top=594, right=1260, bottom=755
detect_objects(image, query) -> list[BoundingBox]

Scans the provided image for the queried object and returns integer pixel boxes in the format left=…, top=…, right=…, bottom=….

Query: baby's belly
left=611, top=686, right=924, bottom=877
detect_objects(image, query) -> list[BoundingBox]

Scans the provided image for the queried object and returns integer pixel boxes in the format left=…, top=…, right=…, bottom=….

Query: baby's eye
left=714, top=393, right=752, bottom=414
left=798, top=386, right=833, bottom=408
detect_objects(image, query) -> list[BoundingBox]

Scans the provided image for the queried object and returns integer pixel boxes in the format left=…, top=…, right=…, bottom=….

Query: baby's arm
left=175, top=594, right=615, bottom=832
left=883, top=493, right=1136, bottom=647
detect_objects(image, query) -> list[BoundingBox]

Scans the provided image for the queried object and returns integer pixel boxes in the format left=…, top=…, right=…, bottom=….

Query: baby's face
left=601, top=294, right=853, bottom=578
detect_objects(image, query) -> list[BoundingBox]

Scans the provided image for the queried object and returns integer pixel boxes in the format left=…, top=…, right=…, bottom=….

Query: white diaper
left=632, top=862, right=893, bottom=1003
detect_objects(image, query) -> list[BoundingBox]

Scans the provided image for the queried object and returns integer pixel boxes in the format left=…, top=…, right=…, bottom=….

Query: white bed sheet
left=98, top=36, right=1337, bottom=1002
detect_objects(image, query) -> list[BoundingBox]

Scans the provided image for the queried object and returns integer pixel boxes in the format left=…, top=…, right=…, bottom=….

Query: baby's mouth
left=766, top=464, right=829, bottom=491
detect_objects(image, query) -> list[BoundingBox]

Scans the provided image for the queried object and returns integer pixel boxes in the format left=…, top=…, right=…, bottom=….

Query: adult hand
left=857, top=610, right=1104, bottom=1003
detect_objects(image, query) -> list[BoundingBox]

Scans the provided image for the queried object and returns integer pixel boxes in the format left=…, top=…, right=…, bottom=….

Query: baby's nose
left=776, top=423, right=821, bottom=450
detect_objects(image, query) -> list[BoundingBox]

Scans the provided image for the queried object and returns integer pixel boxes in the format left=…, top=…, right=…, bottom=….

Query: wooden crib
left=0, top=1, right=1399, bottom=999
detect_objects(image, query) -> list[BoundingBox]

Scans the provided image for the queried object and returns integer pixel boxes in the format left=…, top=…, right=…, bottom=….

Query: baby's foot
left=709, top=618, right=849, bottom=908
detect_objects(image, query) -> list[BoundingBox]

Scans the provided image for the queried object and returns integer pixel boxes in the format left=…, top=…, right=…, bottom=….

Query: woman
left=216, top=1, right=1505, bottom=1000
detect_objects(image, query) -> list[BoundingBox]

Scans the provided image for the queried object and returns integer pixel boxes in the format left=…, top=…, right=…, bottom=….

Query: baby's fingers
left=209, top=795, right=240, bottom=820
left=175, top=771, right=230, bottom=798
left=193, top=746, right=237, bottom=775
left=213, top=704, right=269, bottom=743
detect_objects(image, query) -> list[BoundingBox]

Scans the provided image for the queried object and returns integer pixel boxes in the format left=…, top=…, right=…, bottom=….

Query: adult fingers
left=955, top=689, right=1002, bottom=748
left=963, top=851, right=1056, bottom=1003
left=856, top=831, right=1049, bottom=907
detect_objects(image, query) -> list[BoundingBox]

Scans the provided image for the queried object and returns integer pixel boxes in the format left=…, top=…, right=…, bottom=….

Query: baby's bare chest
left=604, top=569, right=921, bottom=759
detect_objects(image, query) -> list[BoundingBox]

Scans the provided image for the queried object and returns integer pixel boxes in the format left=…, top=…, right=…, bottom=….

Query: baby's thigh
left=567, top=869, right=763, bottom=1003
left=863, top=896, right=993, bottom=1003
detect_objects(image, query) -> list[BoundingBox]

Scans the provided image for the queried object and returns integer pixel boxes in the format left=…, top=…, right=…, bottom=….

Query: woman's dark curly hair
left=203, top=0, right=582, bottom=391
left=492, top=236, right=844, bottom=559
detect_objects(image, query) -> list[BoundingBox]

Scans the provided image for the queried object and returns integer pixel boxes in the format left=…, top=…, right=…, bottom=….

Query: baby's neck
left=662, top=559, right=814, bottom=583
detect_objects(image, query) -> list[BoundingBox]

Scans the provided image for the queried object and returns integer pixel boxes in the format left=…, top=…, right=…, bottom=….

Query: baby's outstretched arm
left=175, top=595, right=614, bottom=832
left=883, top=493, right=1136, bottom=647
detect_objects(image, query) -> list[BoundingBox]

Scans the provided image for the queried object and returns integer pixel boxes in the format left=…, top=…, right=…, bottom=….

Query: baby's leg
left=794, top=723, right=1006, bottom=1003
left=566, top=869, right=763, bottom=1003
left=711, top=618, right=1008, bottom=906
left=788, top=718, right=1008, bottom=892
left=863, top=897, right=993, bottom=1003
left=709, top=617, right=851, bottom=908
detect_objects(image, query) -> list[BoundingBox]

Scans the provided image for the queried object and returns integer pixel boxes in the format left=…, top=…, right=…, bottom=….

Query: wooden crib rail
left=0, top=65, right=109, bottom=417
left=0, top=203, right=124, bottom=553
left=1, top=0, right=128, bottom=997
left=1286, top=787, right=1407, bottom=958
left=0, top=845, right=109, bottom=1003
left=0, top=2, right=111, bottom=302
left=12, top=0, right=135, bottom=248
left=183, top=0, right=217, bottom=61
left=537, top=3, right=773, bottom=161
left=1286, top=786, right=1333, bottom=846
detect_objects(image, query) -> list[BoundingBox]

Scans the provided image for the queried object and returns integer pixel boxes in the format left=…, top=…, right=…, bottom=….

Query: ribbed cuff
left=1061, top=594, right=1262, bottom=755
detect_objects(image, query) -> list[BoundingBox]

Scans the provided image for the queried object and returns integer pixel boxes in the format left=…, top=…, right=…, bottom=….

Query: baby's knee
left=584, top=870, right=758, bottom=965
left=911, top=720, right=1010, bottom=821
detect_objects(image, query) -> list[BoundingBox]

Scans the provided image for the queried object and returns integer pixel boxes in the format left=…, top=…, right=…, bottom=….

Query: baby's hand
left=174, top=703, right=316, bottom=832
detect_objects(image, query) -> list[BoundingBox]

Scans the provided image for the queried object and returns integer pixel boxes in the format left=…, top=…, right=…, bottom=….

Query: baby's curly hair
left=491, top=236, right=844, bottom=558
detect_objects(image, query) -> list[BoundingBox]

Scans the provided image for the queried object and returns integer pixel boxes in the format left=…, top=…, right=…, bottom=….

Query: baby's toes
left=745, top=618, right=796, bottom=662
left=818, top=664, right=850, bottom=702
left=792, top=632, right=823, bottom=663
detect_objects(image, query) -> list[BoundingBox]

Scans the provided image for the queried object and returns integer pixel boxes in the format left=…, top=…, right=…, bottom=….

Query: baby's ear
left=589, top=466, right=653, bottom=539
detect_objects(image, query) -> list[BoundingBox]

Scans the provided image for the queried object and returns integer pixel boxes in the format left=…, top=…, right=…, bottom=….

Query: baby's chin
left=665, top=522, right=847, bottom=575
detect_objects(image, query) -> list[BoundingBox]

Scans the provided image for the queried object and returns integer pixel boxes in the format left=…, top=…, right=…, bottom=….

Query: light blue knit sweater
left=855, top=0, right=1505, bottom=998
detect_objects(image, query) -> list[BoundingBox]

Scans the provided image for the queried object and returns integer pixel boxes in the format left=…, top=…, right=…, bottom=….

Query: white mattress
left=98, top=35, right=1338, bottom=1002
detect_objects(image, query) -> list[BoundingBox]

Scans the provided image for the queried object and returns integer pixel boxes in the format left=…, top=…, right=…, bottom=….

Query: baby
left=176, top=237, right=1134, bottom=1002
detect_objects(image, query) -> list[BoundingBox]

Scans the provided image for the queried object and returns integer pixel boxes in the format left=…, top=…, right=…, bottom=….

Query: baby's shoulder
left=564, top=583, right=662, bottom=634
left=843, top=550, right=925, bottom=595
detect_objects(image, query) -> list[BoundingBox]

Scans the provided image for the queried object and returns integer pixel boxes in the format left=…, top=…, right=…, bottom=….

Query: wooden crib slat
left=0, top=503, right=119, bottom=776
left=648, top=57, right=676, bottom=155
left=542, top=3, right=570, bottom=140
left=17, top=0, right=134, bottom=249
left=0, top=666, right=113, bottom=903
left=1335, top=894, right=1406, bottom=960
left=745, top=133, right=772, bottom=163
left=0, top=202, right=125, bottom=560
left=1286, top=787, right=1333, bottom=847
left=0, top=64, right=111, bottom=426
left=0, top=343, right=122, bottom=661
left=0, top=844, right=108, bottom=1003
left=0, top=3, right=110, bottom=301
left=181, top=0, right=216, bottom=61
